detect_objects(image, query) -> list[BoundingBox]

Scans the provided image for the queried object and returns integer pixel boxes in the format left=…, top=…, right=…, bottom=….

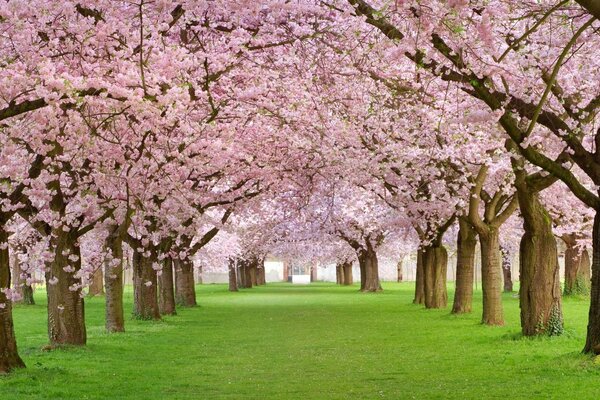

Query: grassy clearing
left=1, top=282, right=600, bottom=399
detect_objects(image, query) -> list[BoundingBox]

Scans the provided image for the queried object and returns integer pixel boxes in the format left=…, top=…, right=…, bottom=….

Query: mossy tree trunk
left=515, top=181, right=563, bottom=336
left=158, top=258, right=176, bottom=316
left=175, top=259, right=197, bottom=307
left=132, top=248, right=160, bottom=320
left=0, top=226, right=25, bottom=373
left=563, top=234, right=591, bottom=296
left=452, top=218, right=477, bottom=314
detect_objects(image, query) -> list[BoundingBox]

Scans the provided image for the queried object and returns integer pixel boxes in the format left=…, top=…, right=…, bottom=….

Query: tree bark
left=104, top=229, right=125, bottom=333
left=249, top=262, right=258, bottom=286
left=228, top=260, right=238, bottom=292
left=564, top=235, right=591, bottom=296
left=397, top=259, right=403, bottom=282
left=479, top=228, right=504, bottom=325
left=174, top=259, right=197, bottom=307
left=310, top=264, right=318, bottom=282
left=0, top=227, right=25, bottom=373
left=336, top=263, right=343, bottom=284
left=88, top=267, right=104, bottom=297
left=282, top=261, right=290, bottom=282
left=132, top=248, right=160, bottom=320
left=452, top=218, right=477, bottom=314
left=501, top=246, right=513, bottom=293
left=357, top=247, right=382, bottom=292
left=584, top=211, right=600, bottom=353
left=158, top=258, right=176, bottom=316
left=45, top=230, right=87, bottom=346
left=422, top=244, right=448, bottom=308
left=342, top=262, right=353, bottom=285
left=11, top=249, right=34, bottom=305
left=243, top=261, right=253, bottom=289
left=413, top=249, right=425, bottom=304
left=517, top=187, right=563, bottom=336
left=256, top=260, right=266, bottom=285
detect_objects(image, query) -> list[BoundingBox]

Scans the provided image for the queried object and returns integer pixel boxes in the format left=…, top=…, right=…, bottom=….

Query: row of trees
left=1, top=0, right=599, bottom=374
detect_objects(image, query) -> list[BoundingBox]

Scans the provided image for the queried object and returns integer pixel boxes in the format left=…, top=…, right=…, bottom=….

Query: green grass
left=1, top=282, right=600, bottom=399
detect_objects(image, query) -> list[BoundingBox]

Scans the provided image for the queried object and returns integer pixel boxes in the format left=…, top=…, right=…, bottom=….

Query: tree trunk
left=501, top=246, right=513, bottom=293
left=256, top=263, right=266, bottom=285
left=282, top=261, right=290, bottom=282
left=584, top=211, right=600, bottom=353
left=175, top=259, right=197, bottom=306
left=249, top=262, right=258, bottom=286
left=413, top=249, right=425, bottom=304
left=243, top=262, right=253, bottom=289
left=45, top=230, right=87, bottom=346
left=564, top=237, right=591, bottom=295
left=479, top=228, right=504, bottom=325
left=397, top=259, right=403, bottom=282
left=517, top=188, right=563, bottom=336
left=132, top=249, right=160, bottom=320
left=0, top=227, right=25, bottom=373
left=158, top=258, right=176, bottom=316
left=342, top=262, right=353, bottom=285
left=310, top=264, right=318, bottom=282
left=357, top=247, right=382, bottom=292
left=422, top=244, right=448, bottom=309
left=12, top=250, right=34, bottom=305
left=228, top=260, right=238, bottom=292
left=452, top=219, right=477, bottom=314
left=104, top=230, right=125, bottom=333
left=88, top=267, right=104, bottom=297
left=336, top=263, right=343, bottom=284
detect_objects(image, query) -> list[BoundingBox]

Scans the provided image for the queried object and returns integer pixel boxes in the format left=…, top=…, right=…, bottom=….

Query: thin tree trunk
left=422, top=244, right=448, bottom=308
left=132, top=248, right=160, bottom=320
left=564, top=236, right=591, bottom=295
left=397, top=259, right=403, bottom=282
left=105, top=229, right=125, bottom=333
left=88, top=267, right=104, bottom=297
left=413, top=249, right=425, bottom=304
left=517, top=187, right=563, bottom=336
left=282, top=261, right=290, bottom=282
left=12, top=249, right=34, bottom=305
left=174, top=259, right=197, bottom=307
left=358, top=247, right=382, bottom=292
left=228, top=260, right=238, bottom=292
left=158, top=258, right=176, bottom=316
left=501, top=246, right=513, bottom=293
left=0, top=226, right=25, bottom=373
left=452, top=218, right=476, bottom=314
left=584, top=211, right=600, bottom=353
left=342, top=262, right=353, bottom=285
left=479, top=228, right=504, bottom=325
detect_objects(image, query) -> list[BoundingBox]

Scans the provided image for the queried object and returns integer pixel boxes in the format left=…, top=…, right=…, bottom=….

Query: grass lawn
left=1, top=282, right=600, bottom=399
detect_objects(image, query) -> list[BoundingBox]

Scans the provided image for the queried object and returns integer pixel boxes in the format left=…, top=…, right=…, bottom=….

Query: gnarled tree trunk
left=0, top=227, right=25, bottom=373
left=174, top=259, right=196, bottom=307
left=413, top=249, right=425, bottom=304
left=88, top=267, right=104, bottom=297
left=132, top=249, right=160, bottom=320
left=158, top=258, right=176, bottom=316
left=422, top=244, right=448, bottom=309
left=452, top=218, right=476, bottom=314
left=357, top=247, right=382, bottom=292
left=479, top=228, right=504, bottom=326
left=46, top=229, right=86, bottom=346
left=517, top=188, right=563, bottom=336
left=564, top=235, right=591, bottom=296
left=105, top=230, right=125, bottom=333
